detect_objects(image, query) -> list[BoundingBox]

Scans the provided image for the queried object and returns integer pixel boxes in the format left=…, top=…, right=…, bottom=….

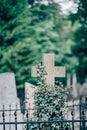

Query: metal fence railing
left=0, top=101, right=87, bottom=130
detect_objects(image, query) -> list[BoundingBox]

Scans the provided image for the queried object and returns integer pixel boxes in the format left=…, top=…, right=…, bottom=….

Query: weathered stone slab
left=0, top=73, right=23, bottom=130
left=67, top=73, right=71, bottom=88
left=25, top=82, right=36, bottom=118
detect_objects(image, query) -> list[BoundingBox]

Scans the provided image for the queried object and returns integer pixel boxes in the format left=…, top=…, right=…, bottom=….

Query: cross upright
left=32, top=53, right=65, bottom=86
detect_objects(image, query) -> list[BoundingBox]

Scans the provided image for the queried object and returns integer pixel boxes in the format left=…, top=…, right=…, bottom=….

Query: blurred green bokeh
left=0, top=0, right=87, bottom=92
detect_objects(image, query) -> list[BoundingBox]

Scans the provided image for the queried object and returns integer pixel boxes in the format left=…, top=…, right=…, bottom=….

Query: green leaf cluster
left=34, top=84, right=67, bottom=120
left=29, top=63, right=69, bottom=130
left=32, top=85, right=68, bottom=129
left=0, top=0, right=78, bottom=89
left=70, top=0, right=87, bottom=83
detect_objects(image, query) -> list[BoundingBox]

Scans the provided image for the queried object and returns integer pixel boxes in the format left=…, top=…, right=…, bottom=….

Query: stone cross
left=32, top=53, right=65, bottom=85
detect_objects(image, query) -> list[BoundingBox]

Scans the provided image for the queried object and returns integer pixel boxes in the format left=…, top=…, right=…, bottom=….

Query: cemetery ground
left=0, top=54, right=87, bottom=130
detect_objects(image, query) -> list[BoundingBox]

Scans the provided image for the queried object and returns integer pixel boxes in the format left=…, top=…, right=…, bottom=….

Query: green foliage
left=33, top=85, right=68, bottom=129
left=0, top=43, right=41, bottom=88
left=36, top=63, right=47, bottom=87
left=34, top=85, right=67, bottom=120
left=30, top=63, right=69, bottom=130
left=0, top=0, right=78, bottom=88
left=0, top=0, right=28, bottom=47
left=70, top=0, right=87, bottom=83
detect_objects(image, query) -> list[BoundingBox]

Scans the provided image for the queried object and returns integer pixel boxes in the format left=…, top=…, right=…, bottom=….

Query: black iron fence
left=0, top=100, right=87, bottom=130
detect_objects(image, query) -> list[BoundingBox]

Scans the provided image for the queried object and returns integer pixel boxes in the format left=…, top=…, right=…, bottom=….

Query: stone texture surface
left=25, top=82, right=36, bottom=118
left=0, top=73, right=23, bottom=130
left=32, top=53, right=65, bottom=85
left=67, top=73, right=71, bottom=88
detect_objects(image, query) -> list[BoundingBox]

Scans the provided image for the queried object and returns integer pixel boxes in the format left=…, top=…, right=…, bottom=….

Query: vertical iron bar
left=14, top=104, right=17, bottom=130
left=38, top=122, right=40, bottom=130
left=71, top=100, right=74, bottom=130
left=26, top=110, right=29, bottom=130
left=37, top=111, right=41, bottom=130
left=82, top=109, right=85, bottom=130
left=59, top=111, right=63, bottom=130
left=49, top=121, right=52, bottom=130
left=9, top=104, right=11, bottom=130
left=79, top=97, right=82, bottom=130
left=2, top=105, right=5, bottom=130
left=49, top=111, right=52, bottom=130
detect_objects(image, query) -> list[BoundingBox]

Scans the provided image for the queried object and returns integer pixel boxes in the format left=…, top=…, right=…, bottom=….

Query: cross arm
left=54, top=67, right=65, bottom=77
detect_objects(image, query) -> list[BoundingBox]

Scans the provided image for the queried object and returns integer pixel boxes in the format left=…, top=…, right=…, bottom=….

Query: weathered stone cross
left=32, top=53, right=65, bottom=86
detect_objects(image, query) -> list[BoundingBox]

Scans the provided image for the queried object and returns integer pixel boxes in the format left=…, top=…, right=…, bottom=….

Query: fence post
left=79, top=97, right=82, bottom=130
left=26, top=110, right=29, bottom=130
left=37, top=111, right=41, bottom=130
left=82, top=109, right=85, bottom=130
left=49, top=111, right=52, bottom=130
left=71, top=100, right=74, bottom=130
left=9, top=104, right=11, bottom=130
left=2, top=105, right=5, bottom=130
left=59, top=111, right=63, bottom=130
left=14, top=104, right=17, bottom=130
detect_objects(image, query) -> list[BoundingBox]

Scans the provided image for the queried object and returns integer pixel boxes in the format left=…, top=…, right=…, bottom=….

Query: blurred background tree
left=0, top=0, right=86, bottom=100
left=70, top=0, right=87, bottom=83
left=0, top=0, right=28, bottom=47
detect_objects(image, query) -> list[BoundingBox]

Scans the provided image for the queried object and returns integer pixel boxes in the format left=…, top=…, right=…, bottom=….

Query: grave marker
left=32, top=53, right=65, bottom=85
left=0, top=73, right=23, bottom=130
left=25, top=82, right=36, bottom=118
left=72, top=73, right=78, bottom=98
left=67, top=73, right=71, bottom=88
